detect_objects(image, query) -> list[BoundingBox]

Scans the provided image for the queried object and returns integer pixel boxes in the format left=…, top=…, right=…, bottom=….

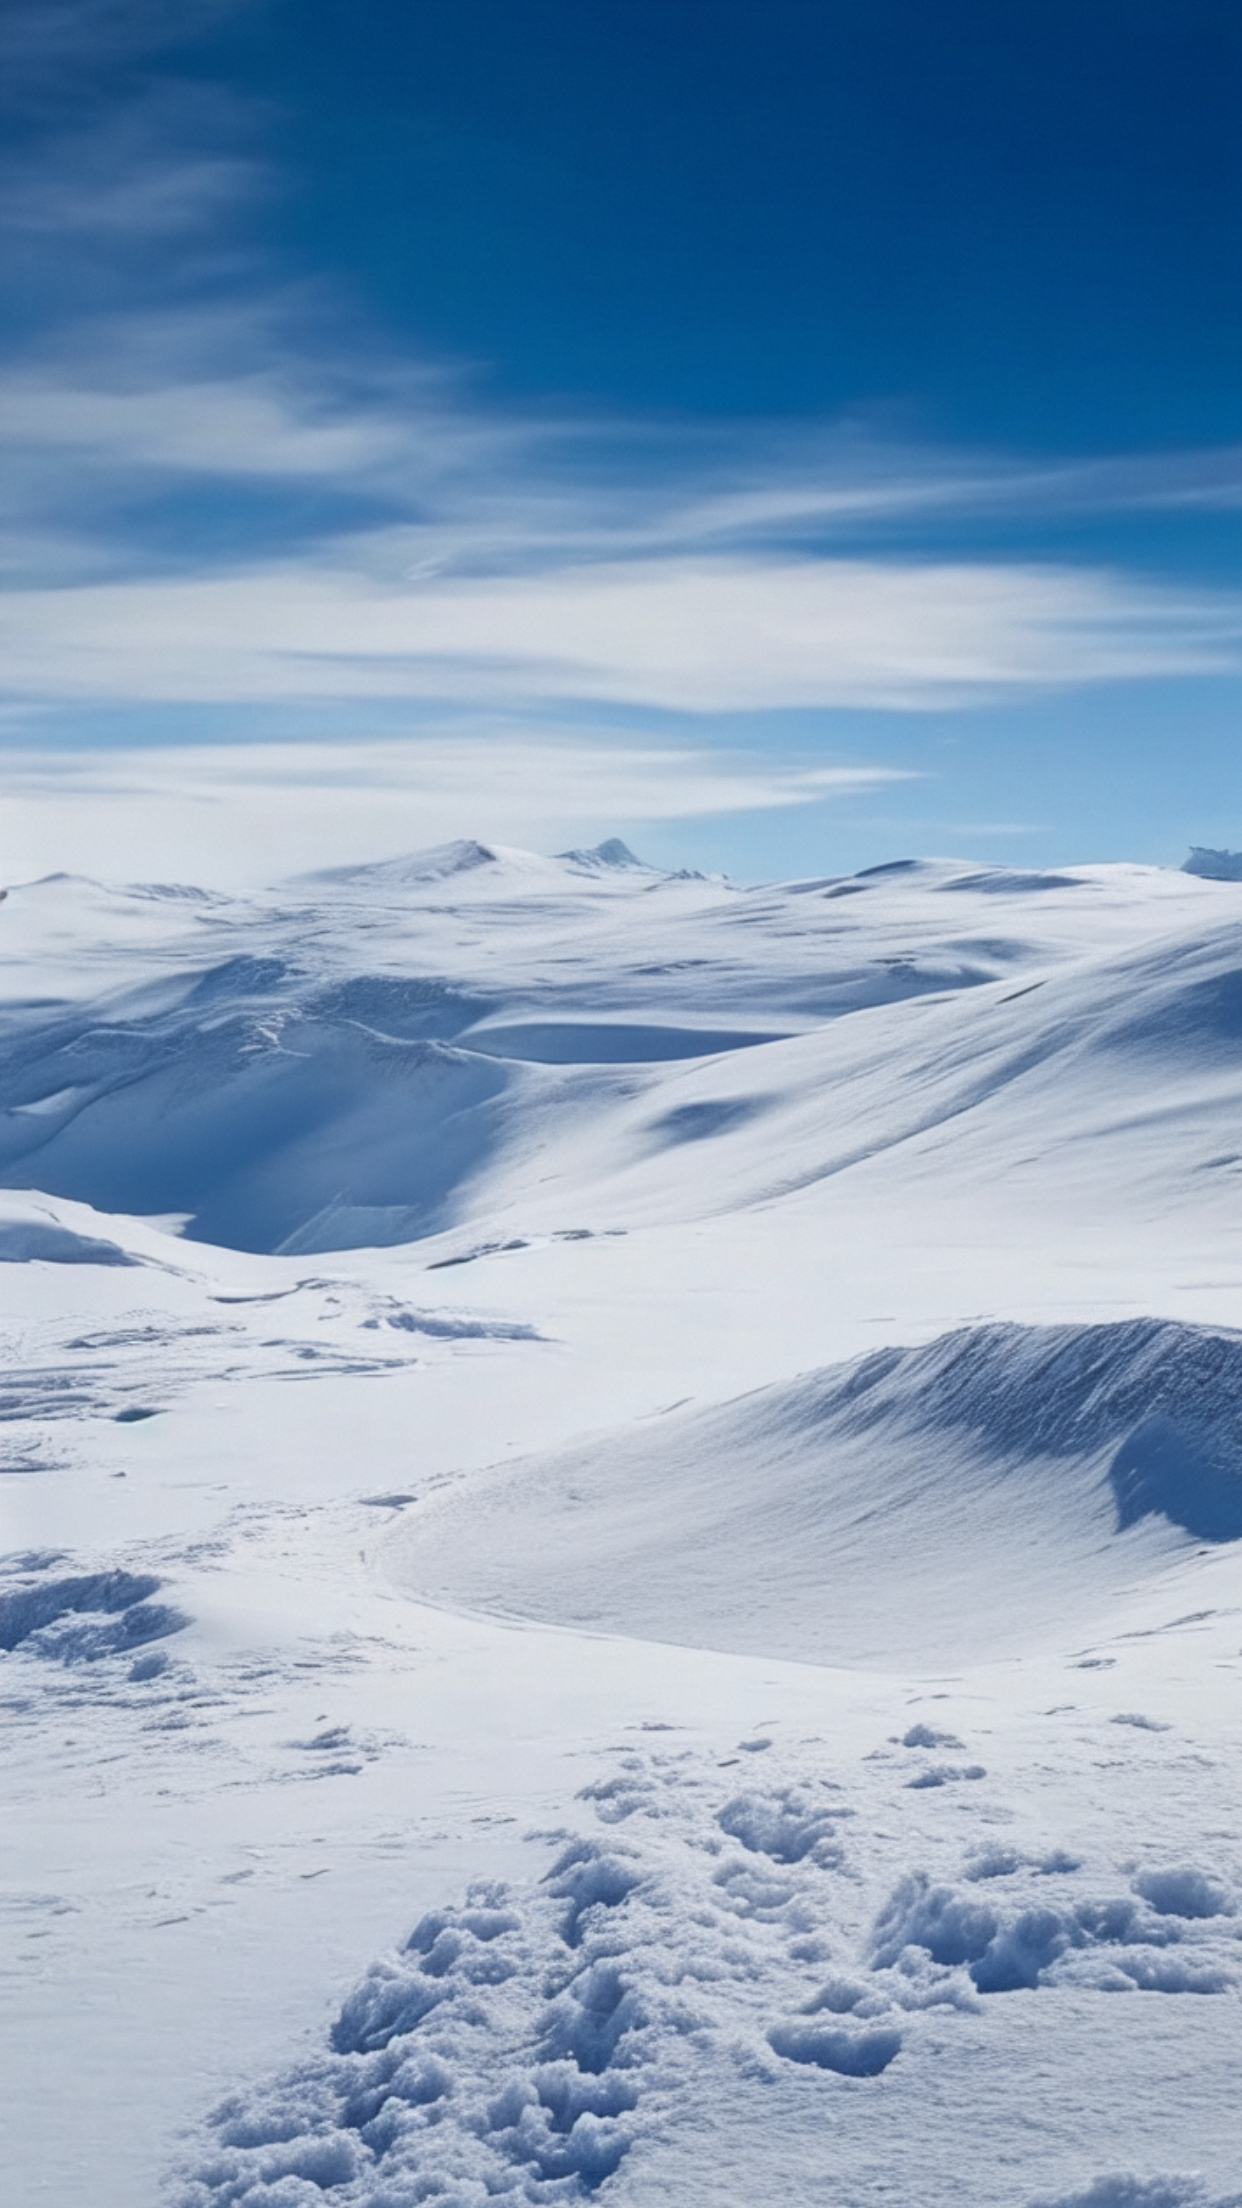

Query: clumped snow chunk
left=1131, top=1867, right=1233, bottom=1920
left=869, top=1857, right=1242, bottom=1998
left=900, top=1723, right=964, bottom=1749
left=766, top=2019, right=903, bottom=2073
left=0, top=1568, right=189, bottom=1660
left=1029, top=2180, right=1242, bottom=2208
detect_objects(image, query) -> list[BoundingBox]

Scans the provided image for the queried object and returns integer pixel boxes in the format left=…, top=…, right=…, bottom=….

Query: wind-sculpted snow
left=172, top=1743, right=1242, bottom=2206
left=1183, top=847, right=1242, bottom=884
left=458, top=1018, right=790, bottom=1063
left=6, top=846, right=1239, bottom=1254
left=1, top=1002, right=520, bottom=1254
left=0, top=939, right=781, bottom=1250
left=0, top=1228, right=541, bottom=1436
left=389, top=1317, right=1242, bottom=1666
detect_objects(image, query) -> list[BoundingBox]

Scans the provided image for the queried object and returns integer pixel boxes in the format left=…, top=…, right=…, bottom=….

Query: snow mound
left=389, top=1319, right=1242, bottom=1666
left=935, top=866, right=1084, bottom=895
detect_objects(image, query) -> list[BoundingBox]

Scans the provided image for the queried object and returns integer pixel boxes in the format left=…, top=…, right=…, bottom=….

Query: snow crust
left=2, top=845, right=1241, bottom=2206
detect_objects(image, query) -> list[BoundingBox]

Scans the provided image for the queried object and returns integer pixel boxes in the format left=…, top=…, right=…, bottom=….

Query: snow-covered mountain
left=2, top=846, right=1241, bottom=2208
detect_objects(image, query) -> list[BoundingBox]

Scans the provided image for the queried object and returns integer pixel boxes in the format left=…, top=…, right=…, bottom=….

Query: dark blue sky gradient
left=2, top=0, right=1239, bottom=874
left=211, top=0, right=1241, bottom=445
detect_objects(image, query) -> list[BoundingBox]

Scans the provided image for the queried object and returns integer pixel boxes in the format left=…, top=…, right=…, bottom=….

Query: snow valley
left=2, top=838, right=1241, bottom=2208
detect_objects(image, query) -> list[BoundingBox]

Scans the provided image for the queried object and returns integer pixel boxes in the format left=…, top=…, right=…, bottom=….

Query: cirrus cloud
left=2, top=548, right=1237, bottom=717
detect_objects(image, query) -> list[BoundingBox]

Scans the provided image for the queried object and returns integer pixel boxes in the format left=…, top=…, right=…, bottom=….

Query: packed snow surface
left=2, top=841, right=1241, bottom=2207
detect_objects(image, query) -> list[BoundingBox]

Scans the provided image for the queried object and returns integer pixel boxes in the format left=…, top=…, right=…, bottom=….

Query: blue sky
left=2, top=0, right=1239, bottom=882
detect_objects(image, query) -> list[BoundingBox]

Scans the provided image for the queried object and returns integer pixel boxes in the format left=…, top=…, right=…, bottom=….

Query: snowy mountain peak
left=556, top=836, right=647, bottom=872
left=1183, top=845, right=1242, bottom=882
left=297, top=838, right=500, bottom=888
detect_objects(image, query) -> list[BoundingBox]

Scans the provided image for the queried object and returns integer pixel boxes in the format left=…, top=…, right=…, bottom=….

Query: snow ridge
left=390, top=1317, right=1242, bottom=1667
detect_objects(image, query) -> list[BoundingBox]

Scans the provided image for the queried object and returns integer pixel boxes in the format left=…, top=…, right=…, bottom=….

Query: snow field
left=3, top=843, right=1241, bottom=2205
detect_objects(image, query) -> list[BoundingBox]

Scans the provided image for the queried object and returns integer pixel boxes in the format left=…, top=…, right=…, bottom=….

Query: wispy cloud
left=2, top=3, right=1238, bottom=737
left=4, top=296, right=1241, bottom=716
left=3, top=357, right=407, bottom=484
left=4, top=549, right=1237, bottom=716
left=7, top=306, right=1242, bottom=577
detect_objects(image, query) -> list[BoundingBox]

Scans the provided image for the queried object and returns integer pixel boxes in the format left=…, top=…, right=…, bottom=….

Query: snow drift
left=389, top=1318, right=1242, bottom=1666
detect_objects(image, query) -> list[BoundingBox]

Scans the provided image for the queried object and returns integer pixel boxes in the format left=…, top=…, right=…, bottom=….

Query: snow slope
left=5, top=843, right=1238, bottom=1259
left=2, top=844, right=1241, bottom=2208
left=390, top=1318, right=1242, bottom=1666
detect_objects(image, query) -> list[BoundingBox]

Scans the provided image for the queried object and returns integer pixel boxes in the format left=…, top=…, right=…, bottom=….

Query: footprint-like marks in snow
left=869, top=1856, right=1239, bottom=1997
left=172, top=1743, right=1242, bottom=2204
left=767, top=2019, right=903, bottom=2075
left=546, top=1840, right=644, bottom=1948
left=183, top=1875, right=643, bottom=2203
left=717, top=1785, right=848, bottom=1866
left=172, top=1750, right=911, bottom=2204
